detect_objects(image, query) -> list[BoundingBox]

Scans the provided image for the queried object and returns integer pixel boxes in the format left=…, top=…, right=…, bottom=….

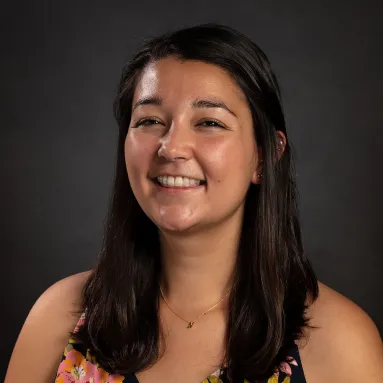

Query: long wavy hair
left=72, top=23, right=319, bottom=382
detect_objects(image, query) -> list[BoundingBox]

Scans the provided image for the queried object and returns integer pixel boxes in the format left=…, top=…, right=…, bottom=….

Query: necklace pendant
left=187, top=321, right=194, bottom=329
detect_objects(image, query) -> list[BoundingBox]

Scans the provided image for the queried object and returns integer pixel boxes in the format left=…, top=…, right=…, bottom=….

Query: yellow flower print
left=86, top=348, right=99, bottom=366
left=201, top=376, right=224, bottom=383
left=267, top=373, right=279, bottom=383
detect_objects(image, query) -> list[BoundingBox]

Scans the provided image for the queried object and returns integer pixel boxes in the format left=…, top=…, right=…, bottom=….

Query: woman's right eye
left=133, top=118, right=161, bottom=127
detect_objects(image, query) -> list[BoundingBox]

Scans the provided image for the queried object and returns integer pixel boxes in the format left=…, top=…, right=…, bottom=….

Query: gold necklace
left=159, top=285, right=232, bottom=329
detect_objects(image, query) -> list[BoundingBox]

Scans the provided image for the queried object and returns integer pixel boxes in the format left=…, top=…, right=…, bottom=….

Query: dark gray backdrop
left=1, top=0, right=382, bottom=379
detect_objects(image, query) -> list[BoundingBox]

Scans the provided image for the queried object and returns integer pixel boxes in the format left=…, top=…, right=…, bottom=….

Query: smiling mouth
left=151, top=177, right=206, bottom=190
left=153, top=176, right=206, bottom=188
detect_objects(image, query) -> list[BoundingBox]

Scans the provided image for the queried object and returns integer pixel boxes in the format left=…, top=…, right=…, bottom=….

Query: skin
left=4, top=57, right=382, bottom=383
left=125, top=57, right=269, bottom=234
left=125, top=56, right=285, bottom=307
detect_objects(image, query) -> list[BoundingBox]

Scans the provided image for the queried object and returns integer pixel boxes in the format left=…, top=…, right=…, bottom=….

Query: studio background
left=1, top=0, right=382, bottom=379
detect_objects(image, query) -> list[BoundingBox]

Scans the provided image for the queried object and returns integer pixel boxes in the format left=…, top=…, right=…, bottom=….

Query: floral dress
left=55, top=313, right=307, bottom=383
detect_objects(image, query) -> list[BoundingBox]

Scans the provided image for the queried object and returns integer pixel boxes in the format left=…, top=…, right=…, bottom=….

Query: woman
left=5, top=23, right=382, bottom=383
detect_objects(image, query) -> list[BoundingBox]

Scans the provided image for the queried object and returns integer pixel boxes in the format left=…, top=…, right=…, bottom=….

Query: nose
left=157, top=122, right=193, bottom=161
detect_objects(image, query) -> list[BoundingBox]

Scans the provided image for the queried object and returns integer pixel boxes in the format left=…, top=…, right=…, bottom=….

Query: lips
left=153, top=173, right=205, bottom=180
left=151, top=177, right=206, bottom=189
left=157, top=175, right=206, bottom=188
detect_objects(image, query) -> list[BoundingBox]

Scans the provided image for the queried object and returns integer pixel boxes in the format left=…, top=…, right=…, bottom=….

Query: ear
left=251, top=147, right=263, bottom=185
left=276, top=131, right=287, bottom=161
left=251, top=131, right=287, bottom=184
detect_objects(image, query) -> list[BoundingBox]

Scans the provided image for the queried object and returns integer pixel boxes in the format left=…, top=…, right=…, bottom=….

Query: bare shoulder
left=5, top=270, right=93, bottom=383
left=298, top=281, right=383, bottom=382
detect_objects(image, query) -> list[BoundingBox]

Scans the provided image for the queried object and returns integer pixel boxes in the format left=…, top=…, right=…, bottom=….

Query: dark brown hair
left=72, top=23, right=319, bottom=382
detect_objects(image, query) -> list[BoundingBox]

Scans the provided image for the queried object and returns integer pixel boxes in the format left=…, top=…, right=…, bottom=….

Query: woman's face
left=124, top=57, right=262, bottom=233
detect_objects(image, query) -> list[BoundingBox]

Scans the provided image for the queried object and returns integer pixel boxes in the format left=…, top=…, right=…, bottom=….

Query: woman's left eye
left=199, top=120, right=225, bottom=128
left=133, top=118, right=161, bottom=127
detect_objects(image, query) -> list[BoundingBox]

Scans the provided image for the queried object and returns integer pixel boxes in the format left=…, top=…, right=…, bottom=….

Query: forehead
left=133, top=57, right=247, bottom=107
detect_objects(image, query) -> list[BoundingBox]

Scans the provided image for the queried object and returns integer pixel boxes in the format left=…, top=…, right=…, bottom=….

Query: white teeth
left=168, top=176, right=175, bottom=186
left=156, top=175, right=203, bottom=187
left=175, top=176, right=183, bottom=186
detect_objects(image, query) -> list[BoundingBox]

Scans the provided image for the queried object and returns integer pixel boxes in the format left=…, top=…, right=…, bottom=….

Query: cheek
left=200, top=136, right=254, bottom=184
left=124, top=131, right=155, bottom=179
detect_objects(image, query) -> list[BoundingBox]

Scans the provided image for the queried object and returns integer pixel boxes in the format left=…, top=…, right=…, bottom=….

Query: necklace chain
left=159, top=285, right=232, bottom=329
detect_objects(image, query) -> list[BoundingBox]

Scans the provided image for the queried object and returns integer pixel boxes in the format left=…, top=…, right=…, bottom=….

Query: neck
left=158, top=214, right=242, bottom=315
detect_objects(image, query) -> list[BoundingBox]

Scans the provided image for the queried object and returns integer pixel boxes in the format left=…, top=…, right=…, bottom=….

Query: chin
left=157, top=217, right=199, bottom=234
left=155, top=212, right=206, bottom=234
left=150, top=205, right=201, bottom=233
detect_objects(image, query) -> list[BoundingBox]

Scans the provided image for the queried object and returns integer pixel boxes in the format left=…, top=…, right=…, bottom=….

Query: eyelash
left=133, top=118, right=225, bottom=129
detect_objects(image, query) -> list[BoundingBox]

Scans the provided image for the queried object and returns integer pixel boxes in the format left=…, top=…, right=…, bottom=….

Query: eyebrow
left=192, top=99, right=237, bottom=117
left=132, top=96, right=162, bottom=111
left=132, top=96, right=237, bottom=117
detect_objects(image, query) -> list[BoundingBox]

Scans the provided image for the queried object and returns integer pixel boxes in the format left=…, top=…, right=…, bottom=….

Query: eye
left=199, top=119, right=226, bottom=129
left=133, top=118, right=161, bottom=128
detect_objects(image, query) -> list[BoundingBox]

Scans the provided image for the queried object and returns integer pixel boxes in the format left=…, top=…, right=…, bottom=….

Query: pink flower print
left=73, top=313, right=86, bottom=334
left=278, top=355, right=298, bottom=376
left=56, top=348, right=97, bottom=382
